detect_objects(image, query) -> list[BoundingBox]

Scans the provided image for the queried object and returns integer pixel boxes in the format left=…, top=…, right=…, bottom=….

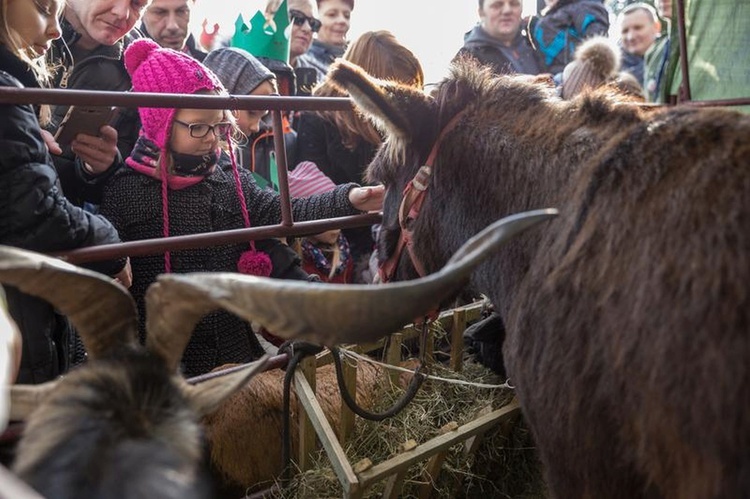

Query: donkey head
left=327, top=59, right=497, bottom=283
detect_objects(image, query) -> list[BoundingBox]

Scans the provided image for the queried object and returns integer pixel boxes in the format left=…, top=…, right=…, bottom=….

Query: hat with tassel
left=123, top=38, right=271, bottom=277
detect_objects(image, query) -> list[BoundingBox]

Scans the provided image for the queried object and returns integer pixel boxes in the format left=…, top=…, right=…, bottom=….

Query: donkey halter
left=378, top=110, right=467, bottom=286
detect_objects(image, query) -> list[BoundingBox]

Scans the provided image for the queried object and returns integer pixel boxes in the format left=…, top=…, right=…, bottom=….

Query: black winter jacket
left=100, top=152, right=360, bottom=376
left=0, top=46, right=125, bottom=383
left=455, top=26, right=541, bottom=76
left=46, top=19, right=143, bottom=206
left=295, top=111, right=376, bottom=186
left=294, top=111, right=378, bottom=266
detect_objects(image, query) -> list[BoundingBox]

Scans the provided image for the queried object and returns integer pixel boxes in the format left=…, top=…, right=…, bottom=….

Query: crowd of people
left=0, top=0, right=683, bottom=381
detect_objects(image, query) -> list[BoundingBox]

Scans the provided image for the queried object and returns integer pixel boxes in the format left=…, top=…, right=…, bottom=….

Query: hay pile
left=268, top=353, right=546, bottom=498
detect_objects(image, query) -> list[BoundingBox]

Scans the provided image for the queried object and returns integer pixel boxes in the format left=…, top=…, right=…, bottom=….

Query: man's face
left=142, top=0, right=192, bottom=50
left=66, top=0, right=150, bottom=47
left=621, top=9, right=660, bottom=56
left=657, top=0, right=672, bottom=20
left=479, top=0, right=522, bottom=46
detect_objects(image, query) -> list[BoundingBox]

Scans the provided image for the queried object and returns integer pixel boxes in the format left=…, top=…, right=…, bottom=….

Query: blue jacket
left=531, top=0, right=609, bottom=75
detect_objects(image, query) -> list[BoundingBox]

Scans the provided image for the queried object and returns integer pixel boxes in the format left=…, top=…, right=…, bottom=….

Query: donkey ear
left=327, top=59, right=430, bottom=140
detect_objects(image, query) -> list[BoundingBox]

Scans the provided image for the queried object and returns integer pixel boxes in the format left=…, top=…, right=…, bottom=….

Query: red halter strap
left=378, top=110, right=467, bottom=285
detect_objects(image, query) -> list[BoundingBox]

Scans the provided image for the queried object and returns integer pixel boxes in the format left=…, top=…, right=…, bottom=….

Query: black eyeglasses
left=174, top=119, right=232, bottom=139
left=289, top=9, right=321, bottom=32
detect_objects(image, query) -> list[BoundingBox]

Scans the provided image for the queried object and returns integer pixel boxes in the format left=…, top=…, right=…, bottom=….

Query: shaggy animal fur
left=328, top=58, right=750, bottom=499
left=204, top=361, right=385, bottom=492
left=14, top=349, right=210, bottom=499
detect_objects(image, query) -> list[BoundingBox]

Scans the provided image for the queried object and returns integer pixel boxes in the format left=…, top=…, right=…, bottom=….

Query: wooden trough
left=290, top=299, right=522, bottom=498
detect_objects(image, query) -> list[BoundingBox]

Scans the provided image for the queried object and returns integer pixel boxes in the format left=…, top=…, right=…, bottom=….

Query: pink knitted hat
left=123, top=38, right=272, bottom=277
left=288, top=161, right=337, bottom=197
left=124, top=38, right=225, bottom=149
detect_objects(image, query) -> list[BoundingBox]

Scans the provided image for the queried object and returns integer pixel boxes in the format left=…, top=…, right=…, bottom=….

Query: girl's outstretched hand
left=348, top=185, right=384, bottom=213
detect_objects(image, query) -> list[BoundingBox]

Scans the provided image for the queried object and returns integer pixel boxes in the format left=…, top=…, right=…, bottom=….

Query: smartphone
left=53, top=105, right=117, bottom=148
left=294, top=67, right=319, bottom=96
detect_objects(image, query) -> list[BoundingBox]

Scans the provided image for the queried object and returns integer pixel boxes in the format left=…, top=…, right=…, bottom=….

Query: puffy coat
left=0, top=46, right=125, bottom=383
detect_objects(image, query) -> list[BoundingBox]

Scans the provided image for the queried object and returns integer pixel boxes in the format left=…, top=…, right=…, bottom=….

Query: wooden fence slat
left=339, top=357, right=357, bottom=444
left=297, top=357, right=317, bottom=472
left=294, top=370, right=360, bottom=495
left=382, top=469, right=409, bottom=499
left=449, top=309, right=467, bottom=372
left=356, top=399, right=521, bottom=488
left=385, top=332, right=404, bottom=386
left=418, top=450, right=449, bottom=499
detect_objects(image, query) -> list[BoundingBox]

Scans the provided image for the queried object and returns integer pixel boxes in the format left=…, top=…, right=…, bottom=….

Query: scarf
left=301, top=232, right=351, bottom=278
left=126, top=135, right=217, bottom=190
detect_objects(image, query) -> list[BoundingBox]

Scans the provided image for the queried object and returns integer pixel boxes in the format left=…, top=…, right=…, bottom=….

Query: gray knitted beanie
left=203, top=47, right=275, bottom=95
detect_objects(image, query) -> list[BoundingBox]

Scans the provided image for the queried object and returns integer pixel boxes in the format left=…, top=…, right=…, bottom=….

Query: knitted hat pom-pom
left=124, top=38, right=161, bottom=75
left=238, top=249, right=273, bottom=277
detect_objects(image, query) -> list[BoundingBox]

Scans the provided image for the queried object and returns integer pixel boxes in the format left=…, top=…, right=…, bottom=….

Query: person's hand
left=39, top=129, right=62, bottom=155
left=72, top=125, right=119, bottom=175
left=113, top=258, right=132, bottom=289
left=348, top=185, right=385, bottom=212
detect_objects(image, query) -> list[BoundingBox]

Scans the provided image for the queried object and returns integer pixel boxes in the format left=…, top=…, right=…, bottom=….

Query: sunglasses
left=289, top=9, right=321, bottom=32
left=174, top=119, right=232, bottom=139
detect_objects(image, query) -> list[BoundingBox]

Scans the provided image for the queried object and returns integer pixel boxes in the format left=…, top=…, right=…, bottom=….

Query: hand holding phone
left=72, top=125, right=120, bottom=175
left=53, top=105, right=117, bottom=148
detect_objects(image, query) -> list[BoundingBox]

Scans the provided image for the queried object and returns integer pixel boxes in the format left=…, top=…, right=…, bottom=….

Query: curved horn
left=9, top=383, right=57, bottom=421
left=181, top=355, right=270, bottom=417
left=0, top=246, right=138, bottom=358
left=148, top=209, right=557, bottom=346
left=144, top=283, right=226, bottom=373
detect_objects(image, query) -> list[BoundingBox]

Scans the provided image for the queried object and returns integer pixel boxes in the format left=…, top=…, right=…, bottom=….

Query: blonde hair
left=0, top=0, right=61, bottom=124
left=314, top=30, right=424, bottom=149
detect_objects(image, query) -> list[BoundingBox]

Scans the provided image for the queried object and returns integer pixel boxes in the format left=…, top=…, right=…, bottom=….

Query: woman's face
left=6, top=0, right=63, bottom=57
left=235, top=79, right=275, bottom=135
left=317, top=0, right=351, bottom=47
left=287, top=0, right=318, bottom=61
left=170, top=107, right=228, bottom=156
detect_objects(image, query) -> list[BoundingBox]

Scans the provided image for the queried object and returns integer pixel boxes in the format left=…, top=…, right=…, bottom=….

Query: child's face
left=310, top=229, right=340, bottom=246
left=6, top=0, right=63, bottom=57
left=235, top=79, right=275, bottom=135
left=170, top=107, right=229, bottom=155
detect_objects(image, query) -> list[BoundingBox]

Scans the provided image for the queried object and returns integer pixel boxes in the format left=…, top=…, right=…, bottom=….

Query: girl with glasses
left=0, top=0, right=132, bottom=383
left=99, top=39, right=383, bottom=376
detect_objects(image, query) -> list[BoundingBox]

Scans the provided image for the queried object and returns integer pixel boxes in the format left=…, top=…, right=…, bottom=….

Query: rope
left=331, top=345, right=426, bottom=422
left=339, top=349, right=514, bottom=390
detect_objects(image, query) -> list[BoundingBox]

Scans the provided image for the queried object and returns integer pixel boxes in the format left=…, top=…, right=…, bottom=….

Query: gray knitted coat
left=100, top=152, right=359, bottom=376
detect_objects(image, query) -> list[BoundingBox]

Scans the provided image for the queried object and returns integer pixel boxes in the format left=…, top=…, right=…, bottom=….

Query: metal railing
left=0, top=88, right=381, bottom=264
